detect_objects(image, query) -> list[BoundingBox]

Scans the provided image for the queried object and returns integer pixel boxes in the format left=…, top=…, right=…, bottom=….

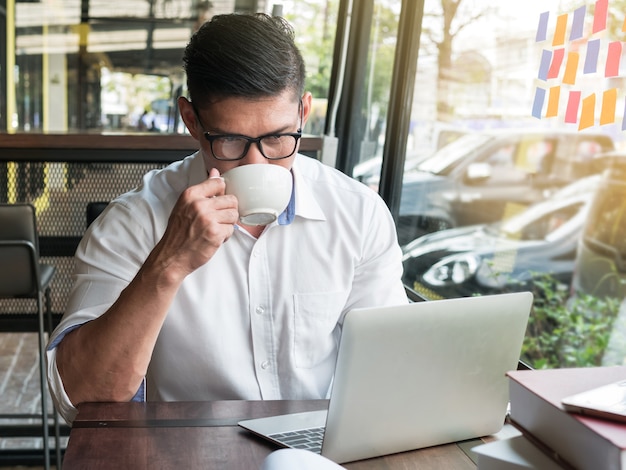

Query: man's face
left=180, top=90, right=312, bottom=176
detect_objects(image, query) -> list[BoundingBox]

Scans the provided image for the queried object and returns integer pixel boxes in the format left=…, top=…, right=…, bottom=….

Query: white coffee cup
left=222, top=164, right=293, bottom=226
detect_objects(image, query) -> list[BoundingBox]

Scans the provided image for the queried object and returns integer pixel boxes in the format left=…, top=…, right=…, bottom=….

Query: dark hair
left=183, top=13, right=306, bottom=107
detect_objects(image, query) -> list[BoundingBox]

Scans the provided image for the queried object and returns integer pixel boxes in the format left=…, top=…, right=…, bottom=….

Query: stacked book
left=472, top=366, right=626, bottom=469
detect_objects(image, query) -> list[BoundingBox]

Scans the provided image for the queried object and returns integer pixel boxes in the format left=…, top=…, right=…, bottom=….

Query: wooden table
left=62, top=400, right=488, bottom=469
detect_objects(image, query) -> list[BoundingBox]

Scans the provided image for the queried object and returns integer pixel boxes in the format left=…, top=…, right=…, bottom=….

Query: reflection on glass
left=10, top=0, right=339, bottom=134
left=398, top=0, right=626, bottom=369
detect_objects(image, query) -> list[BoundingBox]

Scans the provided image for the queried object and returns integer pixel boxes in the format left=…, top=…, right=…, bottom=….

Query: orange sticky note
left=600, top=88, right=617, bottom=125
left=579, top=94, right=596, bottom=130
left=553, top=13, right=568, bottom=46
left=563, top=52, right=579, bottom=85
left=547, top=86, right=560, bottom=117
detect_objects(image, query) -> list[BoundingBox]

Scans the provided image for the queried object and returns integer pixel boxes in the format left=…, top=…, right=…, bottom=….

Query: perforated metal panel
left=0, top=161, right=168, bottom=318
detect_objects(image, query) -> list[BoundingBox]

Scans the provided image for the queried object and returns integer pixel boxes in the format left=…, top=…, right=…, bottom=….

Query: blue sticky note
left=570, top=6, right=586, bottom=40
left=536, top=11, right=549, bottom=42
left=538, top=50, right=552, bottom=80
left=584, top=39, right=601, bottom=74
left=532, top=87, right=546, bottom=119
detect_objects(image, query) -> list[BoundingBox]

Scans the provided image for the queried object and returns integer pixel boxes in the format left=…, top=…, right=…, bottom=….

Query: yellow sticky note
left=547, top=86, right=560, bottom=117
left=553, top=14, right=568, bottom=46
left=600, top=88, right=617, bottom=125
left=579, top=94, right=596, bottom=130
left=563, top=52, right=579, bottom=85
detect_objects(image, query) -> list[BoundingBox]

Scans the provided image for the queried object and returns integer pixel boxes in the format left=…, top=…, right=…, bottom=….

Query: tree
left=285, top=0, right=339, bottom=99
left=421, top=0, right=495, bottom=122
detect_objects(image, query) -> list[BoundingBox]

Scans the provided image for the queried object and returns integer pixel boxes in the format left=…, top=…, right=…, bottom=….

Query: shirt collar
left=287, top=155, right=326, bottom=223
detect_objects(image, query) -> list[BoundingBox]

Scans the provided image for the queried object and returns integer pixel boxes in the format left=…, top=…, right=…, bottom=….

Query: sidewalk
left=0, top=331, right=63, bottom=468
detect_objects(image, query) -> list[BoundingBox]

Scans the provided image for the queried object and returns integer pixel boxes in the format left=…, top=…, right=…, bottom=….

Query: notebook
left=239, top=291, right=533, bottom=464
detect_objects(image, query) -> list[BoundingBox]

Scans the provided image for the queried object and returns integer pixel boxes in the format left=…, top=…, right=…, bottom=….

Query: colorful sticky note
left=563, top=52, right=579, bottom=85
left=538, top=50, right=552, bottom=80
left=593, top=0, right=608, bottom=34
left=531, top=3, right=623, bottom=131
left=548, top=49, right=565, bottom=79
left=553, top=14, right=568, bottom=47
left=547, top=86, right=561, bottom=118
left=605, top=42, right=622, bottom=77
left=584, top=40, right=601, bottom=74
left=532, top=87, right=546, bottom=119
left=579, top=94, right=596, bottom=130
left=565, top=91, right=581, bottom=124
left=600, top=88, right=617, bottom=125
left=570, top=6, right=586, bottom=41
left=536, top=11, right=549, bottom=42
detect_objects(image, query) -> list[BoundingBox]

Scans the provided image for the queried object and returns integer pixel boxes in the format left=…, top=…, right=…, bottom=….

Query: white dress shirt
left=47, top=152, right=407, bottom=424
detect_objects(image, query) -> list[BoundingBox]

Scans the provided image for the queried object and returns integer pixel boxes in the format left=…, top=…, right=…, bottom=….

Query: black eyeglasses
left=197, top=101, right=303, bottom=161
left=203, top=131, right=302, bottom=161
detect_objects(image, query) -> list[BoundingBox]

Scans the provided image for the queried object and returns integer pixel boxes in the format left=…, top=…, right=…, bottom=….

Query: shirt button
left=261, top=360, right=270, bottom=370
left=255, top=306, right=265, bottom=315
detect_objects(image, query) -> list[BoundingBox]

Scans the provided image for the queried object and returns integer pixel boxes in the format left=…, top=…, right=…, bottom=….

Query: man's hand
left=147, top=167, right=239, bottom=281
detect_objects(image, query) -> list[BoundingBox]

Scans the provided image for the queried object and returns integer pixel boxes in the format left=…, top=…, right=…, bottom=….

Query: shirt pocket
left=293, top=291, right=347, bottom=369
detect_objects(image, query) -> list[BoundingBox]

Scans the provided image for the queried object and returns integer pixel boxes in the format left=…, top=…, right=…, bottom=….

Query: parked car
left=571, top=154, right=626, bottom=300
left=402, top=175, right=601, bottom=300
left=395, top=128, right=614, bottom=245
left=353, top=123, right=469, bottom=185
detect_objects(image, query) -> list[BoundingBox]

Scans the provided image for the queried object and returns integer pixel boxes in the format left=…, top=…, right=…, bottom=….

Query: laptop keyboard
left=269, top=426, right=325, bottom=454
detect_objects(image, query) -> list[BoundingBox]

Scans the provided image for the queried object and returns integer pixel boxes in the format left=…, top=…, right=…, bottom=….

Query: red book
left=507, top=367, right=626, bottom=470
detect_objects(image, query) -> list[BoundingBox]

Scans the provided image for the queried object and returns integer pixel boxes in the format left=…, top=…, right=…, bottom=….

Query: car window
left=584, top=184, right=626, bottom=257
left=550, top=175, right=601, bottom=200
left=476, top=140, right=536, bottom=184
left=416, top=133, right=491, bottom=175
left=485, top=143, right=515, bottom=166
left=500, top=200, right=584, bottom=241
left=521, top=139, right=556, bottom=174
left=575, top=140, right=604, bottom=161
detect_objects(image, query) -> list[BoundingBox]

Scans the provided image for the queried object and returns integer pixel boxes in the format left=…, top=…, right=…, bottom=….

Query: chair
left=0, top=203, right=61, bottom=469
left=86, top=201, right=109, bottom=228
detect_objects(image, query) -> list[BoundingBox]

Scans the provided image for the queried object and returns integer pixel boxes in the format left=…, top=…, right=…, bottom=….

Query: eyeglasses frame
left=192, top=99, right=304, bottom=161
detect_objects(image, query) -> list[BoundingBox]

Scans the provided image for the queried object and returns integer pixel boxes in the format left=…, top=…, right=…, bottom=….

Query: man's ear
left=300, top=92, right=313, bottom=128
left=178, top=96, right=202, bottom=140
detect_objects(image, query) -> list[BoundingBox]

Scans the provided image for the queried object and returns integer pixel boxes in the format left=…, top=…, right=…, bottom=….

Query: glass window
left=398, top=0, right=626, bottom=369
left=6, top=0, right=626, bottom=371
left=9, top=0, right=339, bottom=133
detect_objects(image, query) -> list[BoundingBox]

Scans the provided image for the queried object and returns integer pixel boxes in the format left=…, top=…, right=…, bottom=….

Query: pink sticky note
left=593, top=0, right=608, bottom=33
left=605, top=42, right=622, bottom=77
left=548, top=49, right=565, bottom=79
left=565, top=91, right=581, bottom=124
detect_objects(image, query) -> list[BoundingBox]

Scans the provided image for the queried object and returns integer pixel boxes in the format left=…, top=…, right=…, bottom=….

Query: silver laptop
left=239, top=292, right=533, bottom=464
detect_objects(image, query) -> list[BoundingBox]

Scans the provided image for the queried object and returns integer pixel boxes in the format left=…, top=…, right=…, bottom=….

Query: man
left=47, top=13, right=407, bottom=424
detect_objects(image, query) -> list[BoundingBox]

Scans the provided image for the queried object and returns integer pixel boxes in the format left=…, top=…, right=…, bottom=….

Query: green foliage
left=285, top=0, right=340, bottom=99
left=285, top=1, right=398, bottom=111
left=522, top=274, right=622, bottom=369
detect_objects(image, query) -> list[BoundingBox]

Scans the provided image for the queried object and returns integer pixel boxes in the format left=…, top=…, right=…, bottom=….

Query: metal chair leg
left=44, top=286, right=63, bottom=469
left=37, top=293, right=51, bottom=470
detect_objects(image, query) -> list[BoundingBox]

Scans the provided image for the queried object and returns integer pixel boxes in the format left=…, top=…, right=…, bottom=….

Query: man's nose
left=242, top=141, right=267, bottom=164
